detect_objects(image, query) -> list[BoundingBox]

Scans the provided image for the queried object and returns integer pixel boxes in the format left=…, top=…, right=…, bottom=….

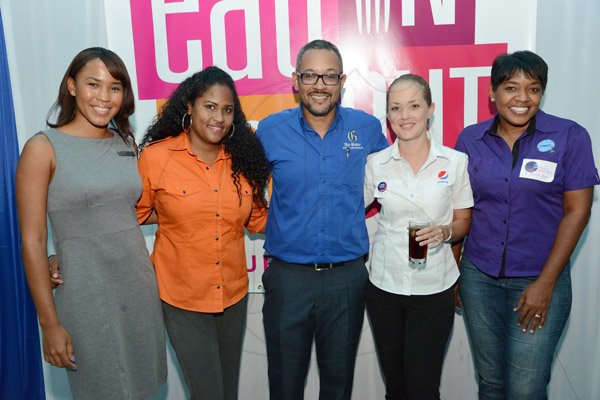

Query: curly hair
left=141, top=66, right=268, bottom=207
left=47, top=47, right=135, bottom=143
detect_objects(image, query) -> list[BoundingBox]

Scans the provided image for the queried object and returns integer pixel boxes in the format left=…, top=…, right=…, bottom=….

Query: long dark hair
left=47, top=47, right=135, bottom=142
left=142, top=66, right=268, bottom=207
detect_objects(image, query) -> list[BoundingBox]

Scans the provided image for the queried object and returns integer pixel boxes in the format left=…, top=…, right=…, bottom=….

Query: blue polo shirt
left=455, top=110, right=600, bottom=277
left=256, top=105, right=389, bottom=264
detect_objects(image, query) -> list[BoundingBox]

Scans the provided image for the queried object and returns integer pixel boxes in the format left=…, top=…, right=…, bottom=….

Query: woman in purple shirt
left=455, top=50, right=599, bottom=399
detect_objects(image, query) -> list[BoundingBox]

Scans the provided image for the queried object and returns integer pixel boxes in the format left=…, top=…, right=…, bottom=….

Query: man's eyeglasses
left=296, top=72, right=343, bottom=86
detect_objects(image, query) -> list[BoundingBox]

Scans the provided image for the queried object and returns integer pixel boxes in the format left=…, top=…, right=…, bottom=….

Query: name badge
left=117, top=150, right=136, bottom=157
left=519, top=158, right=557, bottom=183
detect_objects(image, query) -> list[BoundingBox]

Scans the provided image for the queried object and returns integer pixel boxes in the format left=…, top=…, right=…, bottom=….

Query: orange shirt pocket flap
left=163, top=180, right=204, bottom=197
left=232, top=182, right=253, bottom=197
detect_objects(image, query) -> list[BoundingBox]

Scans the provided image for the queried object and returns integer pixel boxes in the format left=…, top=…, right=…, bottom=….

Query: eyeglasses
left=296, top=72, right=343, bottom=86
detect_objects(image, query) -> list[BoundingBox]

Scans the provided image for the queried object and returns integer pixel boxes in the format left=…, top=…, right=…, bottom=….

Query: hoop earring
left=228, top=122, right=235, bottom=139
left=181, top=113, right=192, bottom=132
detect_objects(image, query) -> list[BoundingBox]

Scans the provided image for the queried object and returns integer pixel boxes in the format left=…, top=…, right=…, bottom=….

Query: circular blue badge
left=377, top=182, right=387, bottom=192
left=525, top=161, right=538, bottom=172
left=537, top=139, right=555, bottom=153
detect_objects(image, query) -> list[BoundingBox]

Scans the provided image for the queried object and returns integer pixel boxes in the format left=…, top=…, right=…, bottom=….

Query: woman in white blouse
left=364, top=73, right=473, bottom=400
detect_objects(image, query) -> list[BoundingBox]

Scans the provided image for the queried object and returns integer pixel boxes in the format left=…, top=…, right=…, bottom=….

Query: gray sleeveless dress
left=45, top=128, right=167, bottom=399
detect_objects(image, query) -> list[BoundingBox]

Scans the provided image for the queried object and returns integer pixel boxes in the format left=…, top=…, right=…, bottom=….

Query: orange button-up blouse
left=136, top=133, right=267, bottom=313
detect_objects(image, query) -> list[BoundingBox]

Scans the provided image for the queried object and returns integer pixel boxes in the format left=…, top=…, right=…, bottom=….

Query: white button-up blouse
left=364, top=137, right=473, bottom=295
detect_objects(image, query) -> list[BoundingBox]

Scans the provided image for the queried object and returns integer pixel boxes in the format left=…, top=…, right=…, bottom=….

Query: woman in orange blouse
left=137, top=66, right=268, bottom=400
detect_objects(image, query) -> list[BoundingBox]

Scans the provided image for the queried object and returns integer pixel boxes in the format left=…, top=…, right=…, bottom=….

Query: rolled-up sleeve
left=245, top=200, right=268, bottom=234
left=136, top=150, right=156, bottom=224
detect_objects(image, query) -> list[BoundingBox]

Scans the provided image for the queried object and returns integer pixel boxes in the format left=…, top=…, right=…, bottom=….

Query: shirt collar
left=298, top=104, right=342, bottom=134
left=382, top=132, right=446, bottom=165
left=166, top=132, right=229, bottom=160
left=479, top=109, right=555, bottom=140
left=166, top=132, right=188, bottom=150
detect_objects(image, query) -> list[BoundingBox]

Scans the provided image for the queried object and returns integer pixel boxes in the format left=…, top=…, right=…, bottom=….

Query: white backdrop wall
left=535, top=2, right=600, bottom=398
left=2, top=0, right=599, bottom=399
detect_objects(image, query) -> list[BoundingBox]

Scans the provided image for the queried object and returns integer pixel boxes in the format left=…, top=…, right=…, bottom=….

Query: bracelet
left=444, top=225, right=453, bottom=242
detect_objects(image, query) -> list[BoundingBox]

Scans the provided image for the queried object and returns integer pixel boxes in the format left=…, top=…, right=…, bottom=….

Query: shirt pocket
left=467, top=157, right=494, bottom=194
left=160, top=179, right=205, bottom=217
left=229, top=181, right=254, bottom=226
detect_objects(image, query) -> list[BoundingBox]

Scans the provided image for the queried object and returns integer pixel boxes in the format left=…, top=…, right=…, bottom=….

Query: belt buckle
left=314, top=263, right=333, bottom=271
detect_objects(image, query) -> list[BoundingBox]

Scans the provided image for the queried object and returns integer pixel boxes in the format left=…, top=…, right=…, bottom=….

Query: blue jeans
left=459, top=255, right=571, bottom=400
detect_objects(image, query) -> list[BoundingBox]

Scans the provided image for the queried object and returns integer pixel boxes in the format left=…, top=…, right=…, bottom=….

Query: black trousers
left=162, top=296, right=248, bottom=400
left=366, top=281, right=455, bottom=400
left=262, top=257, right=368, bottom=400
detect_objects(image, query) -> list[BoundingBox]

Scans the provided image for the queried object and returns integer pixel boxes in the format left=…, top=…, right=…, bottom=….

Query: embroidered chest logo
left=343, top=130, right=364, bottom=154
left=348, top=130, right=357, bottom=142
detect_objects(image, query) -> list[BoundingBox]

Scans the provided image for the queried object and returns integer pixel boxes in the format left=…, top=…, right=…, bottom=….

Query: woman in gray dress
left=16, top=47, right=167, bottom=399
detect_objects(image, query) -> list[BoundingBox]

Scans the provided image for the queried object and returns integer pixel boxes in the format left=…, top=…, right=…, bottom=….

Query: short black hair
left=491, top=50, right=548, bottom=91
left=295, top=39, right=343, bottom=72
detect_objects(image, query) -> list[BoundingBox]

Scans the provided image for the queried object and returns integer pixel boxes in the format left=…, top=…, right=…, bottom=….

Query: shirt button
left=206, top=167, right=209, bottom=170
left=503, top=220, right=507, bottom=224
left=216, top=261, right=220, bottom=265
left=215, top=237, right=219, bottom=241
left=214, top=189, right=218, bottom=193
left=504, top=199, right=508, bottom=203
left=216, top=285, right=221, bottom=289
left=216, top=213, right=220, bottom=217
left=504, top=178, right=508, bottom=182
left=501, top=242, right=505, bottom=245
left=182, top=190, right=186, bottom=194
left=322, top=157, right=326, bottom=161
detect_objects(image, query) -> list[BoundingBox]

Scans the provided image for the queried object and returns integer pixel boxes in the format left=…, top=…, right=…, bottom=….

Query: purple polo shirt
left=455, top=110, right=600, bottom=277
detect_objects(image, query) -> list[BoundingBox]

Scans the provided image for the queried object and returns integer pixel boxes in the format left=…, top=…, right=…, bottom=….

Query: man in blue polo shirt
left=256, top=39, right=388, bottom=399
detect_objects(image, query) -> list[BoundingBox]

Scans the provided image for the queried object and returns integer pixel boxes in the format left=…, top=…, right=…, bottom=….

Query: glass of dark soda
left=408, top=220, right=430, bottom=266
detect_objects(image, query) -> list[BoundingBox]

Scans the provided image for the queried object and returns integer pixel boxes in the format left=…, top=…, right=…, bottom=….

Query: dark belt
left=297, top=259, right=357, bottom=271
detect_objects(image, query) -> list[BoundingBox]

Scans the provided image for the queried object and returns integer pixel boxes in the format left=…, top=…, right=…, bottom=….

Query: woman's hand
left=513, top=188, right=593, bottom=334
left=416, top=224, right=451, bottom=248
left=41, top=323, right=77, bottom=369
left=513, top=278, right=555, bottom=333
left=48, top=255, right=63, bottom=288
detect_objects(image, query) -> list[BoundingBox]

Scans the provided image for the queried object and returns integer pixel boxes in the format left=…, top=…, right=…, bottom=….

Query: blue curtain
left=0, top=10, right=45, bottom=400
